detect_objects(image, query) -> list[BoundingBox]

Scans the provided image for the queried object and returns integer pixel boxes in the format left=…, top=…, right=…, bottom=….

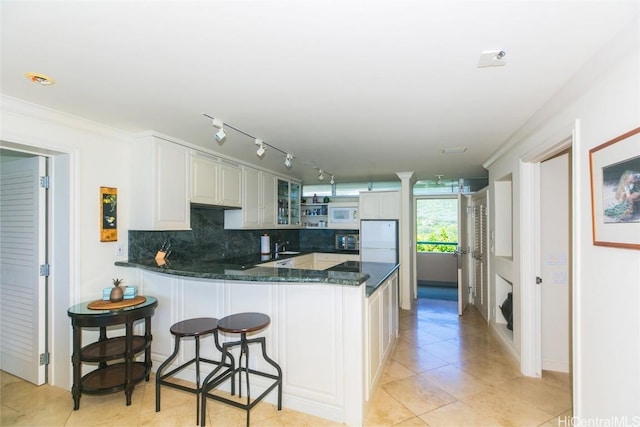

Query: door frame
left=0, top=140, right=75, bottom=389
left=413, top=194, right=468, bottom=307
left=519, top=122, right=575, bottom=378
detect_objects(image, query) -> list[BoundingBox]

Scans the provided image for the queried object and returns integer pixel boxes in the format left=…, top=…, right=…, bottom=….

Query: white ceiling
left=1, top=1, right=638, bottom=184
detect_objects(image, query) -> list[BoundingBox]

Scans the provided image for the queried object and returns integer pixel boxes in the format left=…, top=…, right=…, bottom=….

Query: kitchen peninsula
left=116, top=253, right=399, bottom=425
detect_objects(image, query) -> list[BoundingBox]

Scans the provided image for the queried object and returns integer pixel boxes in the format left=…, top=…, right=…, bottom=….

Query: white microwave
left=328, top=203, right=359, bottom=228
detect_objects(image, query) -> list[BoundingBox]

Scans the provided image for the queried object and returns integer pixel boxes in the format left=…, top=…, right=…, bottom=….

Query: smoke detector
left=477, top=50, right=507, bottom=68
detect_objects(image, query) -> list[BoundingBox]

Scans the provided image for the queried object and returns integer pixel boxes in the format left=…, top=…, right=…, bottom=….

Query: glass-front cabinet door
left=276, top=178, right=302, bottom=227
left=290, top=182, right=301, bottom=226
left=277, top=178, right=290, bottom=225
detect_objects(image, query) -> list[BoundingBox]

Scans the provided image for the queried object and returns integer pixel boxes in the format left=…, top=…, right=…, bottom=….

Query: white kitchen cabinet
left=261, top=171, right=277, bottom=227
left=218, top=161, right=242, bottom=207
left=359, top=190, right=400, bottom=219
left=382, top=278, right=393, bottom=357
left=367, top=289, right=382, bottom=395
left=191, top=152, right=242, bottom=208
left=225, top=166, right=276, bottom=229
left=366, top=270, right=399, bottom=398
left=130, top=133, right=191, bottom=230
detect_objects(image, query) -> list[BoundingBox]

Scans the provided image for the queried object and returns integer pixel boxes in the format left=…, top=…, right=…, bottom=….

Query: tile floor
left=0, top=298, right=572, bottom=426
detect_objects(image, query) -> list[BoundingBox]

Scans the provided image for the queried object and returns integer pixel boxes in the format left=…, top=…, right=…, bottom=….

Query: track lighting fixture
left=212, top=118, right=227, bottom=143
left=215, top=128, right=227, bottom=143
left=436, top=175, right=444, bottom=185
left=330, top=175, right=335, bottom=185
left=203, top=113, right=335, bottom=183
left=255, top=139, right=266, bottom=157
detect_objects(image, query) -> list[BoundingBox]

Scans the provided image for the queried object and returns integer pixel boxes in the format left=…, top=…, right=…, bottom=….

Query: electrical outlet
left=115, top=243, right=123, bottom=257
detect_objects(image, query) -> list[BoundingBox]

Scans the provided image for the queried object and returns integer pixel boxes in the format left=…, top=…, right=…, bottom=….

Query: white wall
left=484, top=17, right=639, bottom=419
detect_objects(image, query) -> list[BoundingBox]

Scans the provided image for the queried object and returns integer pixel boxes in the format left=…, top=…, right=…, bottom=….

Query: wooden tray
left=87, top=296, right=146, bottom=310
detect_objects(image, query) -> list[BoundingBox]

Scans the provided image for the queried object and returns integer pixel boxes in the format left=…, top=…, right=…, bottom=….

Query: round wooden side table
left=67, top=296, right=157, bottom=409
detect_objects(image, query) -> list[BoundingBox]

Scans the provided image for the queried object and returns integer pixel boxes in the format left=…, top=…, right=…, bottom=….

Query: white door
left=0, top=156, right=47, bottom=384
left=471, top=191, right=489, bottom=321
left=540, top=152, right=571, bottom=372
left=457, top=194, right=470, bottom=315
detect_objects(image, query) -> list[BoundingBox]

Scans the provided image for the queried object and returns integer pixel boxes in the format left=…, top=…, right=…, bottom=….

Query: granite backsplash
left=128, top=205, right=358, bottom=261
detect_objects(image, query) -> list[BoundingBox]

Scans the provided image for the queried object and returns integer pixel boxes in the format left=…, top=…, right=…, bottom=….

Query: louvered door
left=472, top=192, right=489, bottom=321
left=0, top=156, right=47, bottom=384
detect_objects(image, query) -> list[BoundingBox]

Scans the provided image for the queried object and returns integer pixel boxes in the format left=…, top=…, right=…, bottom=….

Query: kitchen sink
left=278, top=251, right=300, bottom=255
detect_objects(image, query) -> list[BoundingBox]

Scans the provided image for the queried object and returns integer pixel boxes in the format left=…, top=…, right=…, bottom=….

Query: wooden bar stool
left=156, top=317, right=234, bottom=425
left=200, top=312, right=282, bottom=427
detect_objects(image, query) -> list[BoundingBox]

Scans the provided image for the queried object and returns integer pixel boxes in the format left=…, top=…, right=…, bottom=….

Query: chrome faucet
left=274, top=241, right=289, bottom=255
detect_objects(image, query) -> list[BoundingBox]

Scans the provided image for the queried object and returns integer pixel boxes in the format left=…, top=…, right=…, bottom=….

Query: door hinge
left=536, top=276, right=542, bottom=284
left=39, top=352, right=50, bottom=366
left=40, top=264, right=50, bottom=277
left=40, top=176, right=50, bottom=189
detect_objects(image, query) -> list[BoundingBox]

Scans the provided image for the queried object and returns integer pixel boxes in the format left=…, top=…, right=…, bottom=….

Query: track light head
left=318, top=170, right=324, bottom=181
left=215, top=128, right=227, bottom=143
left=435, top=174, right=444, bottom=185
left=255, top=139, right=266, bottom=157
left=212, top=118, right=227, bottom=142
left=330, top=175, right=335, bottom=185
left=284, top=153, right=293, bottom=168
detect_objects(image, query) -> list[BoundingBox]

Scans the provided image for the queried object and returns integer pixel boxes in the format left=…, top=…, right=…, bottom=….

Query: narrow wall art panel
left=100, top=186, right=118, bottom=242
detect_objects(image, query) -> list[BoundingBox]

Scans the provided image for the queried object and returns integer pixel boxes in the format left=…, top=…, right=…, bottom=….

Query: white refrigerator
left=360, top=220, right=398, bottom=263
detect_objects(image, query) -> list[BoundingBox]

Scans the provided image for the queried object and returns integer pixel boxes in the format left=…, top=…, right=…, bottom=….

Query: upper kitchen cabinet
left=191, top=151, right=242, bottom=208
left=130, top=133, right=191, bottom=230
left=225, top=166, right=276, bottom=229
left=290, top=181, right=301, bottom=226
left=359, top=190, right=400, bottom=220
left=277, top=178, right=301, bottom=227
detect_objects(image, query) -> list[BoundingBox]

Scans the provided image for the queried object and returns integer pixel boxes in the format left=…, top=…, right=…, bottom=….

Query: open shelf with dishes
left=301, top=203, right=328, bottom=228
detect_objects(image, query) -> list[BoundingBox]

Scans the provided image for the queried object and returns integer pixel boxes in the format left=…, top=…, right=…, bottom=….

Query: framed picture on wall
left=589, top=127, right=640, bottom=249
left=100, top=186, right=118, bottom=242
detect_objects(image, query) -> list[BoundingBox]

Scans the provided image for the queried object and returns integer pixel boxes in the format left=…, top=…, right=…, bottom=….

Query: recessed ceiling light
left=441, top=147, right=467, bottom=154
left=25, top=72, right=55, bottom=86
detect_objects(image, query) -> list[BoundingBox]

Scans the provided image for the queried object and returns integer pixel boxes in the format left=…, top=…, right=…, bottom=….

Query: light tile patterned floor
left=0, top=298, right=572, bottom=426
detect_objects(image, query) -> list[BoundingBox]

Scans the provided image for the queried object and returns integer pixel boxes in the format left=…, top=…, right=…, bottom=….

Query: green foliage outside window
left=416, top=198, right=458, bottom=253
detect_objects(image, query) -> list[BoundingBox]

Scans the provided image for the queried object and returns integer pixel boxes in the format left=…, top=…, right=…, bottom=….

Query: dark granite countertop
left=115, top=252, right=398, bottom=296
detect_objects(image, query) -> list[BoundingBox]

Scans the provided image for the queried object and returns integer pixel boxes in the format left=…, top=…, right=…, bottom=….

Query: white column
left=396, top=172, right=415, bottom=310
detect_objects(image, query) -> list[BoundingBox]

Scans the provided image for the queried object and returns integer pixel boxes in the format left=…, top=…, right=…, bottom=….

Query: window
left=303, top=181, right=400, bottom=197
left=416, top=198, right=458, bottom=253
left=302, top=184, right=332, bottom=197
left=413, top=177, right=489, bottom=195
